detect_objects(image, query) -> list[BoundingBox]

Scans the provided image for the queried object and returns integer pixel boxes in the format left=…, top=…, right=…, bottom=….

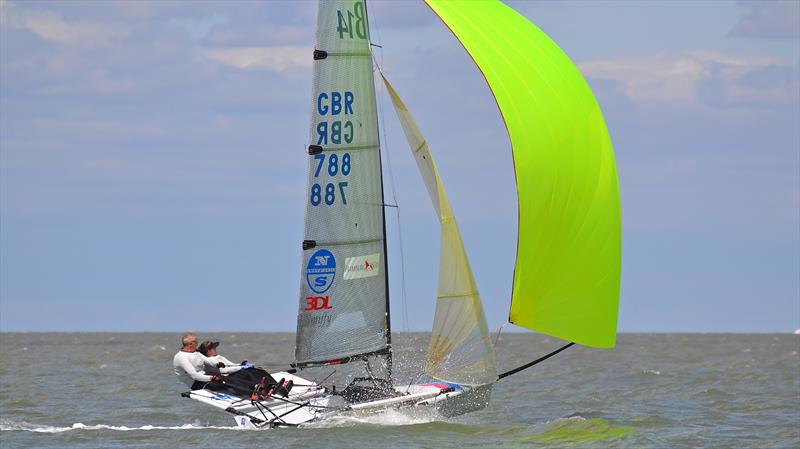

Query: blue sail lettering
left=317, top=92, right=329, bottom=115
left=316, top=91, right=355, bottom=145
left=343, top=121, right=353, bottom=143
left=316, top=122, right=328, bottom=145
left=331, top=92, right=342, bottom=115
left=331, top=121, right=341, bottom=144
left=316, top=91, right=354, bottom=116
left=344, top=92, right=354, bottom=114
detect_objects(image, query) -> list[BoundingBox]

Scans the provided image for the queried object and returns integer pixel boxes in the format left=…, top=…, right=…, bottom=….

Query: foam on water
left=306, top=407, right=443, bottom=429
left=0, top=419, right=240, bottom=434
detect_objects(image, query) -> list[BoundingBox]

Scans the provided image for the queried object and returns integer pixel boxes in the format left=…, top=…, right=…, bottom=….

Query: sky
left=1, top=0, right=798, bottom=333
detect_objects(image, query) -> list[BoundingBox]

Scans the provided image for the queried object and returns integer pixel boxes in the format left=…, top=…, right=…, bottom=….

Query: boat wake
left=306, top=407, right=443, bottom=429
left=0, top=419, right=241, bottom=434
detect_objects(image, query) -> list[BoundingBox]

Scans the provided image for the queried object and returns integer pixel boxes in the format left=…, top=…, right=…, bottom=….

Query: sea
left=0, top=333, right=797, bottom=449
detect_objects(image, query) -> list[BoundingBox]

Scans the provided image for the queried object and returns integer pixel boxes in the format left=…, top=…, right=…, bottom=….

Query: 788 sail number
left=310, top=152, right=351, bottom=206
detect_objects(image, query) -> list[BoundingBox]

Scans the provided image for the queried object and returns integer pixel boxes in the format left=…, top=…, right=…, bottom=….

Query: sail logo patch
left=343, top=253, right=380, bottom=280
left=304, top=295, right=332, bottom=311
left=306, top=249, right=336, bottom=294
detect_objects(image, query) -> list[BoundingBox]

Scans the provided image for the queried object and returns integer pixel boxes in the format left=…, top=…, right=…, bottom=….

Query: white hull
left=183, top=371, right=491, bottom=428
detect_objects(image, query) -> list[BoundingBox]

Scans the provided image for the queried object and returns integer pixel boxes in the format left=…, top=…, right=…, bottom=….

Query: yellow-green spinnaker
left=425, top=0, right=621, bottom=348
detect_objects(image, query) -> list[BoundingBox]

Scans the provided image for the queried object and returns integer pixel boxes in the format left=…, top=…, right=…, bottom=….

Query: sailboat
left=181, top=0, right=621, bottom=429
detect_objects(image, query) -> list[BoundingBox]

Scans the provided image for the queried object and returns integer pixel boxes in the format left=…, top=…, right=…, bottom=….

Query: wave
left=306, top=407, right=443, bottom=429
left=0, top=419, right=241, bottom=434
left=521, top=416, right=636, bottom=444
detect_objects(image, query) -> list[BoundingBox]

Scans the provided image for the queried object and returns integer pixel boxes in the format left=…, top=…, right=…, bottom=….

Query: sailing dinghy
left=181, top=0, right=620, bottom=429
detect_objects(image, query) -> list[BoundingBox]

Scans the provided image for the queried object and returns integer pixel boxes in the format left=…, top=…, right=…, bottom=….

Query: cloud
left=202, top=46, right=311, bottom=72
left=167, top=14, right=228, bottom=40
left=579, top=51, right=799, bottom=110
left=205, top=25, right=311, bottom=47
left=698, top=63, right=800, bottom=109
left=367, top=1, right=437, bottom=28
left=730, top=0, right=800, bottom=40
left=1, top=1, right=129, bottom=46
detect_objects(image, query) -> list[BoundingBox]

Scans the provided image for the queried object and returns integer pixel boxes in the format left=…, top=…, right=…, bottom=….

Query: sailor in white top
left=172, top=332, right=222, bottom=389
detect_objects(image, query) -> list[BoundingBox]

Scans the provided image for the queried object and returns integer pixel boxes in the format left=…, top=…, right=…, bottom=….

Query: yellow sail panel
left=425, top=0, right=621, bottom=348
left=382, top=74, right=497, bottom=385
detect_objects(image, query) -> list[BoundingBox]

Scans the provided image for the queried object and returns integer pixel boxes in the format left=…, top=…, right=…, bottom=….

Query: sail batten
left=426, top=0, right=621, bottom=349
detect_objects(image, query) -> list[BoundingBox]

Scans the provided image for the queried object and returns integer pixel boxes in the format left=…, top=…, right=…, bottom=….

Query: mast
left=365, top=0, right=393, bottom=381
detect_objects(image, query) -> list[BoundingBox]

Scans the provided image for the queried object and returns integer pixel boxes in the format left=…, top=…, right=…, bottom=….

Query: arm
left=216, top=355, right=241, bottom=374
left=175, top=352, right=213, bottom=382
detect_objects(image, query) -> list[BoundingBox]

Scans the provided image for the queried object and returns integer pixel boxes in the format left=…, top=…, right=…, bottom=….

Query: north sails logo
left=306, top=249, right=336, bottom=294
left=343, top=253, right=380, bottom=280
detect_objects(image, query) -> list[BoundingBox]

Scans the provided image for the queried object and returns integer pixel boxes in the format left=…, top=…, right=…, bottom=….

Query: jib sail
left=382, top=74, right=497, bottom=387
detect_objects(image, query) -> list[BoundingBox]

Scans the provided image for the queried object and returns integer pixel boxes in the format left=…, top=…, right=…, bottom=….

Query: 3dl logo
left=304, top=295, right=332, bottom=311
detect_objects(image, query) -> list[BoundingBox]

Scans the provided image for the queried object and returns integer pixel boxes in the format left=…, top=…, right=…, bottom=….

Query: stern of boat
left=403, top=382, right=493, bottom=417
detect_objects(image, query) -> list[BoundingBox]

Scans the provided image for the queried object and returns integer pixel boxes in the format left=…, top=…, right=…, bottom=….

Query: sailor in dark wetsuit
left=198, top=340, right=292, bottom=397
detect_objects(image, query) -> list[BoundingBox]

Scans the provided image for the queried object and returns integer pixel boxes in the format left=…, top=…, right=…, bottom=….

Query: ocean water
left=0, top=333, right=797, bottom=448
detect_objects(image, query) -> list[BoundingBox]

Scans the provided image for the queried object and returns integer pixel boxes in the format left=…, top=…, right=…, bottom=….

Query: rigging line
left=314, top=370, right=337, bottom=387
left=370, top=3, right=384, bottom=70
left=374, top=58, right=411, bottom=334
left=370, top=5, right=406, bottom=333
left=392, top=201, right=411, bottom=333
left=404, top=371, right=425, bottom=394
left=497, top=342, right=576, bottom=380
left=493, top=322, right=508, bottom=349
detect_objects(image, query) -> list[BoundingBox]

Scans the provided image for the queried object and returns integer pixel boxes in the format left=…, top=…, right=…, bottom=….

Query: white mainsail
left=295, top=0, right=390, bottom=367
left=382, top=74, right=498, bottom=386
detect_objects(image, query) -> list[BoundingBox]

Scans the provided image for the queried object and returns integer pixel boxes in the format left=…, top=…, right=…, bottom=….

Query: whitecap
left=535, top=415, right=587, bottom=432
left=307, top=407, right=442, bottom=429
left=0, top=420, right=241, bottom=433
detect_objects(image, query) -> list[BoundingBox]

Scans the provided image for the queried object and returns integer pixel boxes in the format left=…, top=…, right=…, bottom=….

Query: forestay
left=382, top=75, right=497, bottom=387
left=295, top=0, right=390, bottom=366
left=426, top=0, right=622, bottom=348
